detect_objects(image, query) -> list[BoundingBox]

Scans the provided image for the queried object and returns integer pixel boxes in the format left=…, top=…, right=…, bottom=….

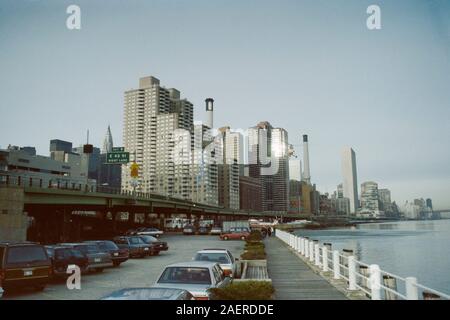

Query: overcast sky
left=1, top=0, right=449, bottom=209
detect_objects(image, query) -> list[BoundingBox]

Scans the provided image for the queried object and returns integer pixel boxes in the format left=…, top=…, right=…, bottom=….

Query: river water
left=294, top=219, right=450, bottom=295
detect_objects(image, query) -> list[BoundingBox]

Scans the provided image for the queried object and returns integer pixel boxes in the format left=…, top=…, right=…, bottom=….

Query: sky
left=0, top=0, right=449, bottom=209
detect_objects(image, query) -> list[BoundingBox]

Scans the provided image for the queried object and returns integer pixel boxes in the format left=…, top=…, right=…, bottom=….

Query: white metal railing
left=275, top=229, right=450, bottom=300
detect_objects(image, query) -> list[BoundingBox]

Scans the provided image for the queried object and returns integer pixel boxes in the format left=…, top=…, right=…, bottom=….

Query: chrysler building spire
left=102, top=125, right=113, bottom=154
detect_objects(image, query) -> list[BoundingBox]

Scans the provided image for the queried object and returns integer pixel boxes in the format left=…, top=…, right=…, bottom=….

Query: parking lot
left=3, top=235, right=245, bottom=300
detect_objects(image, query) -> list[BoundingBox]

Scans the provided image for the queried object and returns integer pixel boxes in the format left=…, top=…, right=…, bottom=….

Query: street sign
left=130, top=162, right=139, bottom=178
left=112, top=147, right=124, bottom=152
left=106, top=152, right=129, bottom=164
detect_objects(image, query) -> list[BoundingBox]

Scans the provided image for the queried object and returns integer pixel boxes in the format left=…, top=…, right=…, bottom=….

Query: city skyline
left=1, top=0, right=450, bottom=208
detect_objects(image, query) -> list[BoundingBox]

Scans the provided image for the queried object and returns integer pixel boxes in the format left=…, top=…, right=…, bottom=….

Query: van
left=0, top=242, right=52, bottom=292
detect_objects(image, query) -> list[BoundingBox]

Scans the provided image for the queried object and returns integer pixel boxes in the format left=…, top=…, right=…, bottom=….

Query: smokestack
left=205, top=98, right=214, bottom=129
left=302, top=134, right=311, bottom=184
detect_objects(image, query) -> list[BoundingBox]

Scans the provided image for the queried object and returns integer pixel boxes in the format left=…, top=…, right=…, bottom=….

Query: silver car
left=101, top=287, right=194, bottom=300
left=193, top=249, right=238, bottom=278
left=153, top=261, right=231, bottom=300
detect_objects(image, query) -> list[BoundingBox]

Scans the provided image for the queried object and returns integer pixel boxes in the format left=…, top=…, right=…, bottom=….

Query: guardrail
left=275, top=229, right=450, bottom=300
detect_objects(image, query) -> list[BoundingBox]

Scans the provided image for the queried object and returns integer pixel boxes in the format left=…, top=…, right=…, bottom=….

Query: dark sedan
left=84, top=240, right=129, bottom=267
left=58, top=243, right=113, bottom=272
left=138, top=235, right=168, bottom=255
left=113, top=236, right=152, bottom=258
left=197, top=226, right=210, bottom=235
left=45, top=246, right=89, bottom=277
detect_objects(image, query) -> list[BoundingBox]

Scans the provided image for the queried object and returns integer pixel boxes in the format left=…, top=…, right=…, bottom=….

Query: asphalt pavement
left=3, top=234, right=244, bottom=300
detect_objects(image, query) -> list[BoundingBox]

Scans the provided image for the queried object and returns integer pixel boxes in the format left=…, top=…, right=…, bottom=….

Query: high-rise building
left=360, top=181, right=380, bottom=214
left=191, top=123, right=218, bottom=206
left=98, top=126, right=121, bottom=189
left=337, top=183, right=344, bottom=198
left=239, top=176, right=262, bottom=211
left=289, top=159, right=302, bottom=182
left=72, top=145, right=100, bottom=181
left=217, top=127, right=242, bottom=210
left=341, top=147, right=358, bottom=214
left=248, top=121, right=289, bottom=212
left=426, top=198, right=433, bottom=210
left=50, top=139, right=73, bottom=154
left=378, top=188, right=392, bottom=212
left=334, top=197, right=350, bottom=215
left=122, top=76, right=193, bottom=194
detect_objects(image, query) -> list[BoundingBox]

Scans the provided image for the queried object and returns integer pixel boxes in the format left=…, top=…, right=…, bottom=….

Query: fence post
left=314, top=244, right=320, bottom=266
left=348, top=256, right=357, bottom=290
left=309, top=241, right=314, bottom=262
left=305, top=239, right=310, bottom=258
left=369, top=264, right=381, bottom=300
left=383, top=275, right=398, bottom=300
left=405, top=277, right=419, bottom=300
left=360, top=265, right=370, bottom=290
left=322, top=246, right=329, bottom=272
left=297, top=237, right=301, bottom=252
left=333, top=250, right=340, bottom=279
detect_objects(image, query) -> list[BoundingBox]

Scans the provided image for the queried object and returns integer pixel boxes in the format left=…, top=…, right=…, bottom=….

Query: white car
left=193, top=249, right=238, bottom=278
left=136, top=227, right=164, bottom=238
left=153, top=261, right=231, bottom=300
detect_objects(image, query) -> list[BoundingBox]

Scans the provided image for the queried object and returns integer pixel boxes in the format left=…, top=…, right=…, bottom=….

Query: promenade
left=265, top=237, right=347, bottom=300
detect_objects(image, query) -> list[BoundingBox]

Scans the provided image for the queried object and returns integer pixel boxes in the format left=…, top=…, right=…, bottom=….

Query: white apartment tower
left=122, top=76, right=193, bottom=195
left=341, top=147, right=358, bottom=214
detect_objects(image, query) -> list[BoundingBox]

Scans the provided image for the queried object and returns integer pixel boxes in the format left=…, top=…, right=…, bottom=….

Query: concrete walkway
left=265, top=237, right=347, bottom=300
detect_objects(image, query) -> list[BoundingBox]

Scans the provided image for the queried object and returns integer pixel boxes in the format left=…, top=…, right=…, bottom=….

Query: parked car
left=193, top=249, right=238, bottom=277
left=0, top=242, right=52, bottom=291
left=125, top=228, right=137, bottom=236
left=45, top=245, right=89, bottom=277
left=153, top=261, right=231, bottom=300
left=58, top=243, right=113, bottom=272
left=84, top=240, right=129, bottom=267
left=197, top=226, right=210, bottom=235
left=113, top=236, right=152, bottom=258
left=183, top=224, right=196, bottom=235
left=220, top=227, right=251, bottom=241
left=138, top=235, right=168, bottom=255
left=101, top=287, right=194, bottom=300
left=210, top=226, right=222, bottom=235
left=136, top=227, right=164, bottom=238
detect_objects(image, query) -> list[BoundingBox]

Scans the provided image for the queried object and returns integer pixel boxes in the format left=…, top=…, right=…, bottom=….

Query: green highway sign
left=112, top=147, right=125, bottom=152
left=106, top=152, right=129, bottom=164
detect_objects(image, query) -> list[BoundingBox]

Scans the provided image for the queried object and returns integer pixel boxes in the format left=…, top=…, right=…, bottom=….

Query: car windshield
left=194, top=253, right=231, bottom=264
left=7, top=246, right=48, bottom=264
left=158, top=267, right=211, bottom=285
left=99, top=241, right=118, bottom=250
left=140, top=236, right=157, bottom=243
left=75, top=245, right=98, bottom=254
left=71, top=249, right=85, bottom=258
left=129, top=237, right=143, bottom=244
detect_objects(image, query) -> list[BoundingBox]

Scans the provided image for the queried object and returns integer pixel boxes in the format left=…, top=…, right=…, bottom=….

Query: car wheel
left=223, top=236, right=228, bottom=241
left=113, top=261, right=121, bottom=267
left=96, top=268, right=104, bottom=273
left=154, top=251, right=160, bottom=256
left=241, top=236, right=246, bottom=240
